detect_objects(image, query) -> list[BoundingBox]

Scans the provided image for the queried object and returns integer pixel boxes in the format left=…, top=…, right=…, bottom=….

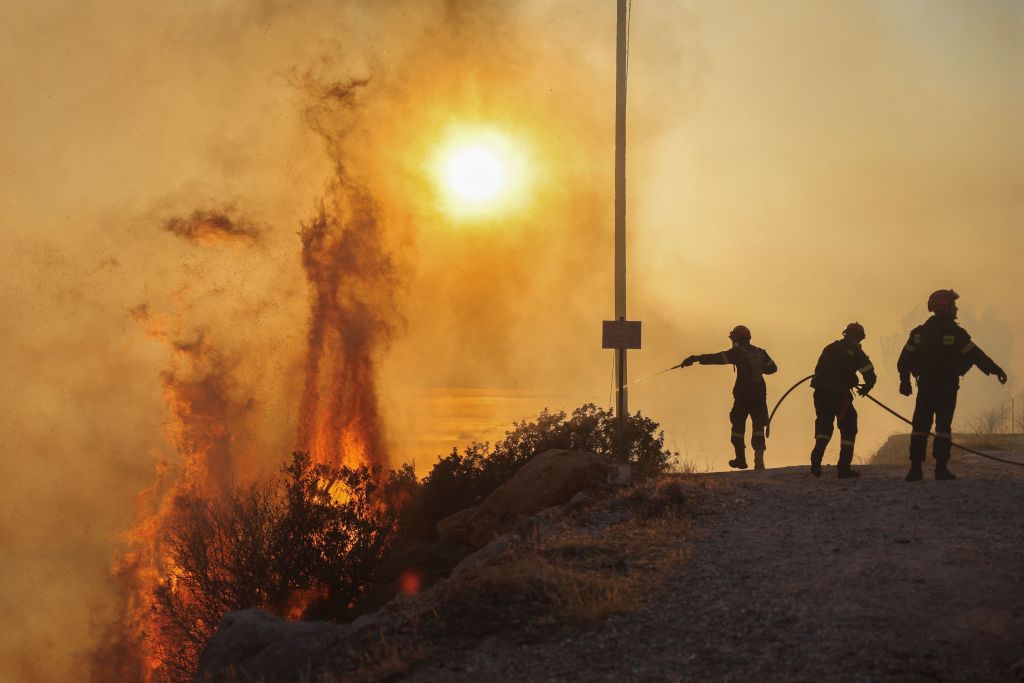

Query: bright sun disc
left=446, top=146, right=505, bottom=203
left=432, top=127, right=529, bottom=220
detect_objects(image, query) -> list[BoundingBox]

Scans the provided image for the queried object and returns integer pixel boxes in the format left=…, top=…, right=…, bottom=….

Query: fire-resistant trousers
left=729, top=394, right=768, bottom=459
left=810, top=389, right=858, bottom=468
left=910, top=382, right=958, bottom=463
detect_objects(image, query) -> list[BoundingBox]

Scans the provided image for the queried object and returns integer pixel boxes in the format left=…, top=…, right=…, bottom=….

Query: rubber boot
left=836, top=445, right=859, bottom=479
left=905, top=460, right=923, bottom=482
left=934, top=458, right=957, bottom=481
left=728, top=456, right=748, bottom=470
left=810, top=443, right=826, bottom=477
left=753, top=449, right=765, bottom=471
left=728, top=446, right=748, bottom=470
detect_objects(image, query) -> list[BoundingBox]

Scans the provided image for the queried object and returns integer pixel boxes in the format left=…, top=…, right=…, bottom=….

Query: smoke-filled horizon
left=2, top=1, right=1022, bottom=680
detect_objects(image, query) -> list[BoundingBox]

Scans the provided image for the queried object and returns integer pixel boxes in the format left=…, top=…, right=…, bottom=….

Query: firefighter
left=897, top=290, right=1007, bottom=481
left=681, top=325, right=778, bottom=470
left=808, top=322, right=877, bottom=479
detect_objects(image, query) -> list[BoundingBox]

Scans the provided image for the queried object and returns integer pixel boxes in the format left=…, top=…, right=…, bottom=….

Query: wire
left=765, top=374, right=814, bottom=438
left=860, top=393, right=1024, bottom=467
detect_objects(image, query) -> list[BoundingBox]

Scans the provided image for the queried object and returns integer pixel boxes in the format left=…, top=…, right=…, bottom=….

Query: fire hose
left=766, top=374, right=1024, bottom=467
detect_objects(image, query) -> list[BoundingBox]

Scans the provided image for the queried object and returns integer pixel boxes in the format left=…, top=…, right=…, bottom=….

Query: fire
left=93, top=79, right=399, bottom=682
left=295, top=182, right=395, bottom=470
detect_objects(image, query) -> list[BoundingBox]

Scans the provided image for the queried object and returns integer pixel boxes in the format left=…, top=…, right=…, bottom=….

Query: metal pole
left=614, top=0, right=628, bottom=461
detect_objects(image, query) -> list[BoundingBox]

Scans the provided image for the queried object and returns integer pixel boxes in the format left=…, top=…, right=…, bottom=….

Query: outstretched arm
left=682, top=350, right=733, bottom=367
left=962, top=339, right=1007, bottom=384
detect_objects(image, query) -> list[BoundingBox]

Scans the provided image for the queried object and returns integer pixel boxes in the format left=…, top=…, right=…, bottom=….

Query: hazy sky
left=1, top=1, right=1022, bottom=680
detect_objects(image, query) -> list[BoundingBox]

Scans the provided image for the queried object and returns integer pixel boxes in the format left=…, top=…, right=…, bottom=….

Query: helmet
left=842, top=322, right=866, bottom=341
left=927, top=289, right=959, bottom=315
left=728, top=325, right=752, bottom=343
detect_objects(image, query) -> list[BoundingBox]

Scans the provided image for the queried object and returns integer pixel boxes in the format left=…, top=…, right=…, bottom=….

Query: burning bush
left=111, top=406, right=672, bottom=682
left=149, top=452, right=415, bottom=682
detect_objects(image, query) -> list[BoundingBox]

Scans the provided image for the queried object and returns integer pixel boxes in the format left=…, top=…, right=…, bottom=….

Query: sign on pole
left=602, top=319, right=642, bottom=350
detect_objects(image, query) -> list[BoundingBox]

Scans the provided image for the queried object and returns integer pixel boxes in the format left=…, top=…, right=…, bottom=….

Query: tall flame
left=91, top=79, right=400, bottom=681
left=296, top=187, right=395, bottom=469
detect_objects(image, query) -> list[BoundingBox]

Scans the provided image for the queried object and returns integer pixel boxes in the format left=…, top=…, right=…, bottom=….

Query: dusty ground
left=406, top=454, right=1024, bottom=682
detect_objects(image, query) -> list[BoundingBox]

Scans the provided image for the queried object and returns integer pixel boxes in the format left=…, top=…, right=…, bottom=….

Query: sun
left=433, top=127, right=528, bottom=219
left=446, top=146, right=506, bottom=203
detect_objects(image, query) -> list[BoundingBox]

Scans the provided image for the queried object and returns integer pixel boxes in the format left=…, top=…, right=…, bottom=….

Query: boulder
left=198, top=608, right=350, bottom=682
left=454, top=449, right=612, bottom=547
left=436, top=505, right=478, bottom=543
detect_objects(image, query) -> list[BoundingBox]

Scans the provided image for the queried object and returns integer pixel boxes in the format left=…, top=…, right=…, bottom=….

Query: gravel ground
left=406, top=454, right=1024, bottom=682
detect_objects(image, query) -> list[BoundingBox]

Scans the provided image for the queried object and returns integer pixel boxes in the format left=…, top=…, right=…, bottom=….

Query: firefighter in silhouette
left=897, top=290, right=1007, bottom=481
left=682, top=325, right=778, bottom=470
left=808, top=322, right=877, bottom=479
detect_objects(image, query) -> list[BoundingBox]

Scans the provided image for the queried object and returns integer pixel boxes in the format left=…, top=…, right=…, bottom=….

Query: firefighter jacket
left=897, top=315, right=1003, bottom=388
left=811, top=339, right=876, bottom=394
left=692, top=344, right=778, bottom=398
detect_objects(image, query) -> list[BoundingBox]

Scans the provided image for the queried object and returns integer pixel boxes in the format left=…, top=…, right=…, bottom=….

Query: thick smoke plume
left=90, top=75, right=400, bottom=680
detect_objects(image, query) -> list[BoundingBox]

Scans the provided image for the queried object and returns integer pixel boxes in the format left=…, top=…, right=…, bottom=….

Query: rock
left=198, top=608, right=351, bottom=682
left=450, top=533, right=521, bottom=580
left=569, top=491, right=597, bottom=508
left=459, top=449, right=612, bottom=547
left=437, top=505, right=478, bottom=542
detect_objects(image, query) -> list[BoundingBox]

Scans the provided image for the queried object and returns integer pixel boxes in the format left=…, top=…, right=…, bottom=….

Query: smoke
left=162, top=207, right=262, bottom=245
left=2, top=1, right=1022, bottom=681
left=295, top=79, right=397, bottom=469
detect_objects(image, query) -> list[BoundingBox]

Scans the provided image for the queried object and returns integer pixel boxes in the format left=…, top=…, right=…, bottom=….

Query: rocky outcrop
left=436, top=449, right=614, bottom=547
left=199, top=449, right=615, bottom=682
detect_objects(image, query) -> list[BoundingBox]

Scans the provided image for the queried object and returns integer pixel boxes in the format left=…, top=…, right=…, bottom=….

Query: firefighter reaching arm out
left=896, top=290, right=1007, bottom=482
left=681, top=325, right=777, bottom=470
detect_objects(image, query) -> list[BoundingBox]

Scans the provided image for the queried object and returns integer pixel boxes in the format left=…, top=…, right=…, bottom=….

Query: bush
left=151, top=452, right=415, bottom=682
left=411, top=404, right=677, bottom=532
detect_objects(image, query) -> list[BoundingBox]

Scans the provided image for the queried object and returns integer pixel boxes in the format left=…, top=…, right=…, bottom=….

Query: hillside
left=202, top=450, right=1024, bottom=682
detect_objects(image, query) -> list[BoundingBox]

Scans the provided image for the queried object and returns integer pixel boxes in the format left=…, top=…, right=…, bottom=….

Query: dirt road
left=409, top=455, right=1024, bottom=682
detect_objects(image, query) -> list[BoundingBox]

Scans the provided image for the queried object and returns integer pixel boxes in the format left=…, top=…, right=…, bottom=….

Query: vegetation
left=152, top=452, right=416, bottom=681
left=154, top=404, right=675, bottom=680
left=408, top=404, right=677, bottom=533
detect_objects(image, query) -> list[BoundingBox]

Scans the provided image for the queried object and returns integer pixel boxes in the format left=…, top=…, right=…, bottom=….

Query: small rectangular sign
left=602, top=320, right=642, bottom=349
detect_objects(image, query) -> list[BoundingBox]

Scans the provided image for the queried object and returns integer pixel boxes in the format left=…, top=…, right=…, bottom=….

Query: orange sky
left=1, top=1, right=1022, bottom=680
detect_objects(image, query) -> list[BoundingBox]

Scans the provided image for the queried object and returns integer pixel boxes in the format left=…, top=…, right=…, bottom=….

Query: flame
left=91, top=324, right=256, bottom=682
left=93, top=79, right=400, bottom=683
left=295, top=185, right=395, bottom=470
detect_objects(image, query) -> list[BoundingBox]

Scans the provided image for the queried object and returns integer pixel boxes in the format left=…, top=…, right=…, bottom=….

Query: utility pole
left=602, top=0, right=641, bottom=464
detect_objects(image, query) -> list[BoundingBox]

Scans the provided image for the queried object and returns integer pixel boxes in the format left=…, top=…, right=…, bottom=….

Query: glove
left=899, top=377, right=912, bottom=396
left=857, top=382, right=874, bottom=396
left=995, top=367, right=1008, bottom=384
left=681, top=355, right=697, bottom=368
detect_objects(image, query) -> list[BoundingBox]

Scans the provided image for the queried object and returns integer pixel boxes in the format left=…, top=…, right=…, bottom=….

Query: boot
left=836, top=445, right=858, bottom=479
left=905, top=460, right=923, bottom=482
left=753, top=449, right=765, bottom=470
left=935, top=460, right=957, bottom=481
left=810, top=443, right=825, bottom=477
left=728, top=456, right=748, bottom=470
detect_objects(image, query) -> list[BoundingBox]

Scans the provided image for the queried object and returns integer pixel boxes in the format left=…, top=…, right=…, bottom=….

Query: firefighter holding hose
left=897, top=290, right=1007, bottom=481
left=808, top=322, right=877, bottom=479
left=681, top=325, right=778, bottom=470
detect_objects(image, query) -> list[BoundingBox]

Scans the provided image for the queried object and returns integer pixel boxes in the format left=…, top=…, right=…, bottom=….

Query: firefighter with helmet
left=808, top=322, right=877, bottom=479
left=897, top=290, right=1007, bottom=481
left=681, top=325, right=778, bottom=470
